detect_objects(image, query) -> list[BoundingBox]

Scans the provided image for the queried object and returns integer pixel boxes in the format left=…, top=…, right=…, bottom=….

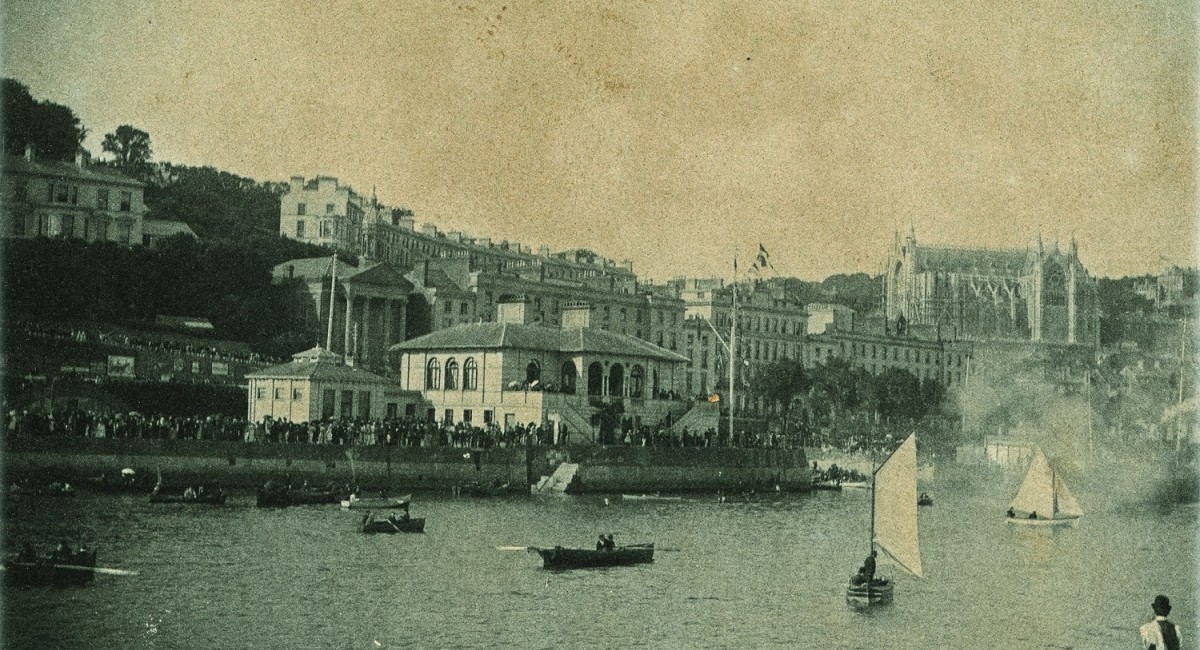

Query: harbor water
left=3, top=466, right=1196, bottom=649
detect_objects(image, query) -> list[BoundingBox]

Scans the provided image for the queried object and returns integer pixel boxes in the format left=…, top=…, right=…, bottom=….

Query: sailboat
left=1005, top=448, right=1082, bottom=527
left=846, top=433, right=922, bottom=606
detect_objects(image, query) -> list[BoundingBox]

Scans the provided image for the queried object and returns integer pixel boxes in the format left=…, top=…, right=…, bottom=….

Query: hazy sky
left=3, top=1, right=1196, bottom=281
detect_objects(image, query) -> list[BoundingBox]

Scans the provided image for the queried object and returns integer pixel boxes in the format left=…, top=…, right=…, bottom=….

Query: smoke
left=955, top=343, right=1198, bottom=509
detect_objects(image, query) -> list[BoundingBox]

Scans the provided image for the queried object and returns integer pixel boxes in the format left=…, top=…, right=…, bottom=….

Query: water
left=3, top=470, right=1196, bottom=649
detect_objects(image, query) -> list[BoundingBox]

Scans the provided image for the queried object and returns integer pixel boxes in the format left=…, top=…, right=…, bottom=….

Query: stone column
left=343, top=289, right=354, bottom=356
left=361, top=296, right=372, bottom=366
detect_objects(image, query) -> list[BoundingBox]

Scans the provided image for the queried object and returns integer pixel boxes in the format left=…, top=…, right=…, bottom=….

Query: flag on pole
left=751, top=243, right=773, bottom=275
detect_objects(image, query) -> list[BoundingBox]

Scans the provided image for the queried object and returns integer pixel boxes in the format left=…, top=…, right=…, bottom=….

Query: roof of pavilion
left=246, top=346, right=393, bottom=382
left=390, top=322, right=689, bottom=362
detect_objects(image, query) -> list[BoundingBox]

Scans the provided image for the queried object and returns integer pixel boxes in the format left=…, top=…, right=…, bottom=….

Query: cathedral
left=884, top=228, right=1099, bottom=346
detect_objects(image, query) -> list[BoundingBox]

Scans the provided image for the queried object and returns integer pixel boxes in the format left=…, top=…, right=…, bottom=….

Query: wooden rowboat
left=4, top=550, right=97, bottom=587
left=149, top=492, right=227, bottom=505
left=340, top=495, right=410, bottom=510
left=361, top=516, right=426, bottom=534
left=529, top=543, right=654, bottom=569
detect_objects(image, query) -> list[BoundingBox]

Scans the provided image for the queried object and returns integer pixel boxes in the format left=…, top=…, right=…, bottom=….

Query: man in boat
left=1007, top=507, right=1016, bottom=518
left=597, top=534, right=607, bottom=551
left=861, top=551, right=877, bottom=584
left=1140, top=594, right=1182, bottom=650
left=1028, top=510, right=1038, bottom=520
left=604, top=534, right=616, bottom=551
left=52, top=540, right=72, bottom=563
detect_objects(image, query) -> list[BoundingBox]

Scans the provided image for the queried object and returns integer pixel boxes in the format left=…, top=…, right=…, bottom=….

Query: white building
left=246, top=347, right=418, bottom=423
left=390, top=301, right=693, bottom=442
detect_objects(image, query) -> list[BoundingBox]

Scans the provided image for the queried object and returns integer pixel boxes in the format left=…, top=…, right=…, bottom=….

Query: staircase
left=670, top=400, right=720, bottom=435
left=533, top=462, right=579, bottom=494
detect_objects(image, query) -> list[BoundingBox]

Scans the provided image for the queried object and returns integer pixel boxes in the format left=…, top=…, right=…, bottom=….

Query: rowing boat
left=529, top=543, right=655, bottom=569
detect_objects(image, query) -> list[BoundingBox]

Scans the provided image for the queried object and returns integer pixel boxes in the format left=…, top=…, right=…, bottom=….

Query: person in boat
left=1028, top=510, right=1038, bottom=520
left=604, top=534, right=616, bottom=551
left=597, top=534, right=607, bottom=551
left=861, top=551, right=877, bottom=584
left=183, top=485, right=197, bottom=500
left=399, top=503, right=411, bottom=522
left=1140, top=594, right=1182, bottom=650
left=1007, top=507, right=1016, bottom=518
left=52, top=540, right=72, bottom=563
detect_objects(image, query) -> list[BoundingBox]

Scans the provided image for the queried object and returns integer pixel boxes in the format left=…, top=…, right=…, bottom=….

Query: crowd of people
left=6, top=405, right=800, bottom=451
left=12, top=320, right=281, bottom=366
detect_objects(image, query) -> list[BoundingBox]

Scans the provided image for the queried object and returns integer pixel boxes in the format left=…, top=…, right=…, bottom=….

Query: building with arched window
left=391, top=300, right=692, bottom=442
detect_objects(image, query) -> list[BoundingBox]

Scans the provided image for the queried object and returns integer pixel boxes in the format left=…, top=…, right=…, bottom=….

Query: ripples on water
left=3, top=472, right=1196, bottom=649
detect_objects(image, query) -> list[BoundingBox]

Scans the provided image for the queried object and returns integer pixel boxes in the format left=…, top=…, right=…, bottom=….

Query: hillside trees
left=3, top=236, right=333, bottom=356
left=2, top=78, right=87, bottom=160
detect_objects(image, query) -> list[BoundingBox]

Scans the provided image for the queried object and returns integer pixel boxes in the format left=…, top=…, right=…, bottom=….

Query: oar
left=1, top=564, right=139, bottom=576
left=496, top=546, right=529, bottom=551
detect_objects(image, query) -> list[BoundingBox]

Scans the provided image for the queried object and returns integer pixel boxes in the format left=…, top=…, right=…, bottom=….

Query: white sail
left=873, top=434, right=922, bottom=578
left=1009, top=448, right=1082, bottom=519
left=1052, top=472, right=1083, bottom=518
left=1009, top=448, right=1054, bottom=517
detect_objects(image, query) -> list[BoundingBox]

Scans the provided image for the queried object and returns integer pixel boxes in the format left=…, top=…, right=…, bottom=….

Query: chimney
left=74, top=150, right=88, bottom=167
left=496, top=297, right=533, bottom=325
left=24, top=144, right=33, bottom=162
left=561, top=302, right=592, bottom=329
left=422, top=223, right=438, bottom=237
left=538, top=245, right=550, bottom=257
left=289, top=176, right=305, bottom=192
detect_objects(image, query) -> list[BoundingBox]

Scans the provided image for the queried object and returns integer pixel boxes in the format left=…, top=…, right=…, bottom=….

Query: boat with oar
left=1005, top=447, right=1082, bottom=527
left=621, top=493, right=684, bottom=502
left=917, top=492, right=933, bottom=507
left=149, top=487, right=227, bottom=505
left=525, top=543, right=655, bottom=570
left=0, top=547, right=133, bottom=587
left=845, top=433, right=922, bottom=607
left=341, top=494, right=411, bottom=510
left=360, top=511, right=426, bottom=534
left=256, top=488, right=340, bottom=507
left=8, top=480, right=77, bottom=497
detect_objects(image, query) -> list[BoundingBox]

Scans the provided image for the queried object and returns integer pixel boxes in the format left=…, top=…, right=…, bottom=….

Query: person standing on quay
left=1140, top=595, right=1181, bottom=650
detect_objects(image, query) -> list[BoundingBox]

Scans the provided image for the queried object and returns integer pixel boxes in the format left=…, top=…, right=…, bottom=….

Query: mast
left=325, top=254, right=338, bottom=350
left=729, top=256, right=737, bottom=443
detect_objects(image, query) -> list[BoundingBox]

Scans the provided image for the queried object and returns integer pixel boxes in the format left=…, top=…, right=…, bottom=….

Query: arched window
left=425, top=358, right=441, bottom=389
left=629, top=365, right=645, bottom=398
left=587, top=362, right=604, bottom=396
left=463, top=358, right=478, bottom=390
left=609, top=363, right=625, bottom=397
left=445, top=359, right=459, bottom=390
left=526, top=361, right=541, bottom=384
left=560, top=361, right=577, bottom=394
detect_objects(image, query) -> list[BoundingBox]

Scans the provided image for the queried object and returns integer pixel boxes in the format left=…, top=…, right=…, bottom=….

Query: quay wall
left=3, top=438, right=811, bottom=493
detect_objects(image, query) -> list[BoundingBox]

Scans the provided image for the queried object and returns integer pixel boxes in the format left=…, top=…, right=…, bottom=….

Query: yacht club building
left=390, top=301, right=692, bottom=441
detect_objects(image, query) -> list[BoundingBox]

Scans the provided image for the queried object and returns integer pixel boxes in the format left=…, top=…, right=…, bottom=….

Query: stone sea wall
left=3, top=437, right=811, bottom=493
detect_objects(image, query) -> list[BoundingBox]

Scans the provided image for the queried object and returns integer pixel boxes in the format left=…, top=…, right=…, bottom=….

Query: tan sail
left=873, top=434, right=922, bottom=578
left=1009, top=448, right=1082, bottom=519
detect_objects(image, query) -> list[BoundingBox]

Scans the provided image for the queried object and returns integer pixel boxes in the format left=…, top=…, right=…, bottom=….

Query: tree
left=2, top=78, right=87, bottom=161
left=102, top=125, right=153, bottom=177
left=748, top=357, right=809, bottom=443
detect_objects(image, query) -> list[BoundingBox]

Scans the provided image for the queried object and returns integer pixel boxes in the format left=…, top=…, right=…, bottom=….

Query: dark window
left=297, top=203, right=307, bottom=216
left=326, top=203, right=335, bottom=214
left=296, top=220, right=305, bottom=238
left=463, top=358, right=478, bottom=390
left=13, top=182, right=27, bottom=201
left=119, top=191, right=132, bottom=212
left=97, top=189, right=109, bottom=210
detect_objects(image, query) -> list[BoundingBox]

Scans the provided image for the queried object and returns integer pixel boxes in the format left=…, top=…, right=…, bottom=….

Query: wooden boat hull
left=256, top=490, right=339, bottom=507
left=4, top=551, right=97, bottom=587
left=1006, top=516, right=1080, bottom=527
left=340, top=496, right=410, bottom=510
left=917, top=498, right=933, bottom=507
left=846, top=578, right=893, bottom=605
left=531, top=544, right=654, bottom=569
left=622, top=494, right=684, bottom=502
left=149, top=493, right=227, bottom=505
left=361, top=517, right=426, bottom=534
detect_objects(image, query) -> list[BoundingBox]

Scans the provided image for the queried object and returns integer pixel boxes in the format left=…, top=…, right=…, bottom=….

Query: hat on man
left=1152, top=595, right=1172, bottom=616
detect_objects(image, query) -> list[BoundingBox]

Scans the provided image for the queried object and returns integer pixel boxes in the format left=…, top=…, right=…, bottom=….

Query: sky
left=3, top=0, right=1197, bottom=282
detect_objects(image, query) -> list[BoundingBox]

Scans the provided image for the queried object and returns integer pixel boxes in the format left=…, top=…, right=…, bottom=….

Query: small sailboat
left=846, top=434, right=922, bottom=606
left=1005, top=448, right=1082, bottom=527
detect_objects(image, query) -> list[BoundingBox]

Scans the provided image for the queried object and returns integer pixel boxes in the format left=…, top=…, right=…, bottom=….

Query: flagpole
left=730, top=255, right=737, bottom=442
left=326, top=254, right=337, bottom=350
